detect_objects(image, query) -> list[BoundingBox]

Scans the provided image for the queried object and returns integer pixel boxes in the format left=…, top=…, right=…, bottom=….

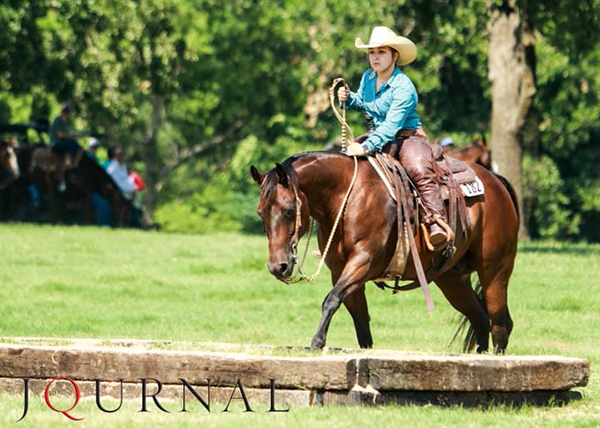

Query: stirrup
left=421, top=216, right=454, bottom=252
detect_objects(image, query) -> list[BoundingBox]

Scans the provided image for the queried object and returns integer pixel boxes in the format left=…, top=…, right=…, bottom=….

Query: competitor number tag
left=460, top=177, right=485, bottom=198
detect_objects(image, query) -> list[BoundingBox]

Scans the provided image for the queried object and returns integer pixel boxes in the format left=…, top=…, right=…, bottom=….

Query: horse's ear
left=275, top=163, right=288, bottom=187
left=476, top=136, right=487, bottom=147
left=250, top=165, right=265, bottom=185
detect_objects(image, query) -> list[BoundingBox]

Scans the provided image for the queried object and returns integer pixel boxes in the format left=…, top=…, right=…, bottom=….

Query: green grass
left=0, top=224, right=599, bottom=427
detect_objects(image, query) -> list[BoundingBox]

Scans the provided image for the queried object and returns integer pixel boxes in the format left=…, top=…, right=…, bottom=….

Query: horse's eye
left=283, top=208, right=295, bottom=220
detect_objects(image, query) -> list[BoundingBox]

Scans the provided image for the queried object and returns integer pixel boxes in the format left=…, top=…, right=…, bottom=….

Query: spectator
left=440, top=137, right=454, bottom=148
left=84, top=137, right=112, bottom=226
left=105, top=146, right=136, bottom=200
left=86, top=137, right=101, bottom=164
left=102, top=146, right=114, bottom=169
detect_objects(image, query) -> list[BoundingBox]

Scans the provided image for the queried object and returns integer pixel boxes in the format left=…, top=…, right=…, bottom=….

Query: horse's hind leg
left=478, top=260, right=515, bottom=354
left=435, top=270, right=490, bottom=353
left=342, top=284, right=373, bottom=348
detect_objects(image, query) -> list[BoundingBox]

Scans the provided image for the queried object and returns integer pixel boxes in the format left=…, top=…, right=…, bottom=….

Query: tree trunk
left=488, top=0, right=535, bottom=239
left=143, top=94, right=165, bottom=222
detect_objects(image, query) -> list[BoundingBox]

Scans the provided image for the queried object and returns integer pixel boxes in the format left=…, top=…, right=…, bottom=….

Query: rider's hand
left=346, top=143, right=367, bottom=157
left=338, top=86, right=349, bottom=103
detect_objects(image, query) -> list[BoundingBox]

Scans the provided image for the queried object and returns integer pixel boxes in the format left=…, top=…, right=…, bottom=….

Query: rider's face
left=368, top=47, right=397, bottom=73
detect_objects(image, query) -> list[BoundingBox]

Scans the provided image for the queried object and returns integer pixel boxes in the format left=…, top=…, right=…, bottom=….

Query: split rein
left=283, top=79, right=357, bottom=284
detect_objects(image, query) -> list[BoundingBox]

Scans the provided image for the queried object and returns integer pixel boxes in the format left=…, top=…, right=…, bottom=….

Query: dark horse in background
left=5, top=145, right=130, bottom=226
left=251, top=151, right=519, bottom=354
left=0, top=140, right=20, bottom=189
left=444, top=137, right=496, bottom=172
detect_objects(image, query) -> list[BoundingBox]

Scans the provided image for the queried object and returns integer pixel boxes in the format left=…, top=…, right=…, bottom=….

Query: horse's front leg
left=311, top=251, right=372, bottom=350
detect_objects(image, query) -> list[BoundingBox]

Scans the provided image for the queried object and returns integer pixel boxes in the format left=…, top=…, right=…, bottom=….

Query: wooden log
left=359, top=355, right=589, bottom=391
left=0, top=345, right=354, bottom=390
left=0, top=344, right=589, bottom=397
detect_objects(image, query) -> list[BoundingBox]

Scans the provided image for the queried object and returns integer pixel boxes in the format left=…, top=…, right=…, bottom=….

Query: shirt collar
left=368, top=66, right=402, bottom=89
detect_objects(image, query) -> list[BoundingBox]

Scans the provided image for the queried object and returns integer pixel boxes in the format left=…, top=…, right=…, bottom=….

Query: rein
left=282, top=78, right=359, bottom=284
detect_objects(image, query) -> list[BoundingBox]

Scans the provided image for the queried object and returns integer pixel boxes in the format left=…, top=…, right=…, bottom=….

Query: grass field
left=0, top=223, right=599, bottom=427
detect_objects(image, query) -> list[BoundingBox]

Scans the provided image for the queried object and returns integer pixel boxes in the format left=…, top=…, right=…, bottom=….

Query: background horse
left=6, top=146, right=130, bottom=226
left=66, top=155, right=131, bottom=227
left=251, top=151, right=519, bottom=354
left=444, top=138, right=496, bottom=171
left=0, top=140, right=20, bottom=189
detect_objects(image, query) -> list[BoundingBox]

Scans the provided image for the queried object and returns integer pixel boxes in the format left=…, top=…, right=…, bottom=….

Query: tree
left=487, top=0, right=600, bottom=239
left=488, top=0, right=535, bottom=237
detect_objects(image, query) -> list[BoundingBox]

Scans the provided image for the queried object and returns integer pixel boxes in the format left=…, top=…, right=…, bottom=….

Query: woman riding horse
left=251, top=27, right=520, bottom=354
left=339, top=26, right=448, bottom=249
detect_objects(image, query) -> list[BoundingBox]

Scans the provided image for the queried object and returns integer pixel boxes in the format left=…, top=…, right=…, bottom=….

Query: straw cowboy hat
left=355, top=26, right=417, bottom=66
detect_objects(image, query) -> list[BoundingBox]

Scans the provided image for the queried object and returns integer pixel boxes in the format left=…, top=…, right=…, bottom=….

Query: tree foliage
left=1, top=0, right=599, bottom=240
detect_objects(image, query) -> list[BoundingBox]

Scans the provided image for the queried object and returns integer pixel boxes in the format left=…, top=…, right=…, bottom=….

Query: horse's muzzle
left=267, top=259, right=294, bottom=281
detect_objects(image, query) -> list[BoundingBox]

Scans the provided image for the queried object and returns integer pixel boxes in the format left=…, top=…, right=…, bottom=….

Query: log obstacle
left=0, top=338, right=589, bottom=407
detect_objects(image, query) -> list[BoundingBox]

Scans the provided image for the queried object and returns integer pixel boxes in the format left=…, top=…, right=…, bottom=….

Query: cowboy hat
left=355, top=26, right=417, bottom=66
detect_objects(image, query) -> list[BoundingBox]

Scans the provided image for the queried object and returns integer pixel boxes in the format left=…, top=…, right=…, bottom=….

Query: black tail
left=450, top=279, right=486, bottom=353
left=493, top=173, right=520, bottom=227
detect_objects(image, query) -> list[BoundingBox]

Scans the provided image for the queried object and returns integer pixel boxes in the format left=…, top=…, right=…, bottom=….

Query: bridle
left=279, top=158, right=358, bottom=285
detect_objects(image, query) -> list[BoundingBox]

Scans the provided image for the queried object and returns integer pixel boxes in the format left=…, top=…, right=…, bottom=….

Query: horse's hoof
left=310, top=337, right=325, bottom=350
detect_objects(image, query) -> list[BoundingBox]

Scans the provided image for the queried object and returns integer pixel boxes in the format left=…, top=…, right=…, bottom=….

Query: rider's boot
left=398, top=135, right=449, bottom=251
left=429, top=223, right=448, bottom=248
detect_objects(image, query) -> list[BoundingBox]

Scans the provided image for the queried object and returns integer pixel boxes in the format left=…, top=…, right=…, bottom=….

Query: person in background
left=49, top=103, right=83, bottom=192
left=84, top=137, right=112, bottom=226
left=128, top=170, right=146, bottom=229
left=102, top=146, right=114, bottom=170
left=440, top=136, right=455, bottom=155
left=86, top=137, right=101, bottom=164
left=105, top=146, right=136, bottom=200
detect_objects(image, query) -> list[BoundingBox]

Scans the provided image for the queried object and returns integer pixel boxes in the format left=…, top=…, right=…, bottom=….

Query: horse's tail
left=493, top=173, right=520, bottom=227
left=450, top=278, right=486, bottom=353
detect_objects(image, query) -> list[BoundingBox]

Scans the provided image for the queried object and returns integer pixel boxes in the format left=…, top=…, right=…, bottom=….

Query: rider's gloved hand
left=337, top=86, right=349, bottom=103
left=346, top=143, right=368, bottom=157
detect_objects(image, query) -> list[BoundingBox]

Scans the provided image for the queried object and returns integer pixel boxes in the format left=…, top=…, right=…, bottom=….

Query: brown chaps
left=357, top=132, right=445, bottom=226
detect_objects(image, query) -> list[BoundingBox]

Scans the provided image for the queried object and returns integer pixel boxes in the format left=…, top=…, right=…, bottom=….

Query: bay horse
left=251, top=151, right=519, bottom=354
left=444, top=138, right=496, bottom=172
left=0, top=140, right=20, bottom=189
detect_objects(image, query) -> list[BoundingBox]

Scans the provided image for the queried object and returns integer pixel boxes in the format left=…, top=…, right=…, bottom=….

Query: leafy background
left=1, top=0, right=599, bottom=240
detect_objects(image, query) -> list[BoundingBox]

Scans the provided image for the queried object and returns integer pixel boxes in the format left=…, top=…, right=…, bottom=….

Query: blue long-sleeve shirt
left=346, top=67, right=422, bottom=153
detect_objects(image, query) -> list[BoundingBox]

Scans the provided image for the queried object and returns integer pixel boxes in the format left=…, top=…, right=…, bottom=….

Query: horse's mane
left=281, top=150, right=344, bottom=168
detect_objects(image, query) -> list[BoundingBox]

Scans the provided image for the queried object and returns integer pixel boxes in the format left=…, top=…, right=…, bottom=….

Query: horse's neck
left=293, top=153, right=353, bottom=224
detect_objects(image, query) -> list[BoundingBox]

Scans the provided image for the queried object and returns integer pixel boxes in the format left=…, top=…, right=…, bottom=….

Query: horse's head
left=0, top=140, right=20, bottom=189
left=251, top=163, right=310, bottom=282
left=473, top=138, right=493, bottom=171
